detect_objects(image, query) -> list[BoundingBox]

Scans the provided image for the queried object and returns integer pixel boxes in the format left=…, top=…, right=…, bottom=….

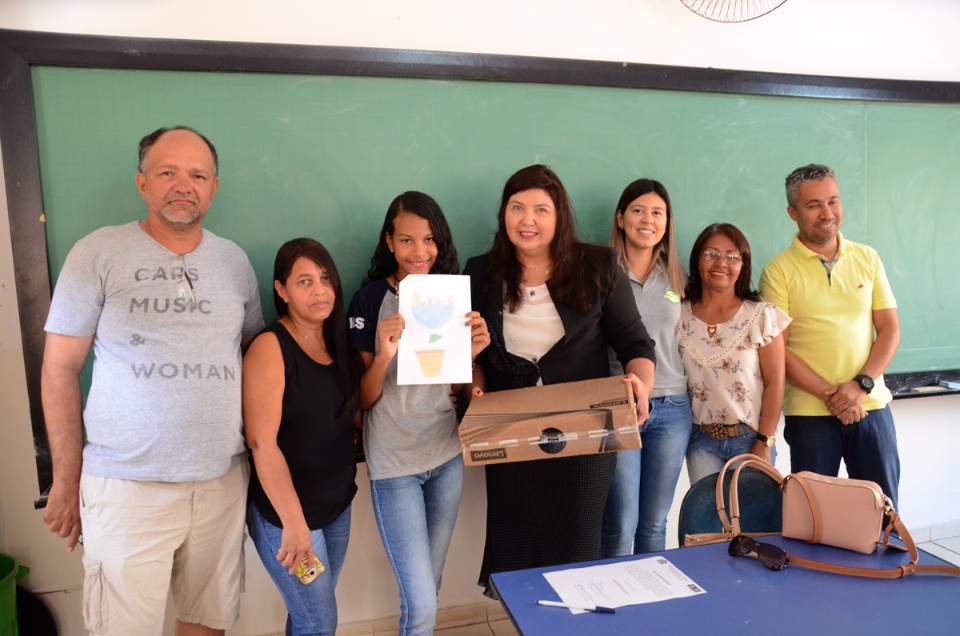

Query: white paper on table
left=397, top=274, right=473, bottom=385
left=542, top=557, right=707, bottom=614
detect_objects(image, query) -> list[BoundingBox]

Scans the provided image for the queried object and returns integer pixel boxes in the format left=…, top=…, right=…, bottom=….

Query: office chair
left=678, top=464, right=783, bottom=545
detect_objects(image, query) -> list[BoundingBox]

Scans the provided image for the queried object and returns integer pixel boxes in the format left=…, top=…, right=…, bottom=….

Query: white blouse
left=676, top=299, right=791, bottom=430
left=503, top=283, right=565, bottom=370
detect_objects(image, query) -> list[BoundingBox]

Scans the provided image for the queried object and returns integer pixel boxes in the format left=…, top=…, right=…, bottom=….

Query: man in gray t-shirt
left=41, top=127, right=264, bottom=636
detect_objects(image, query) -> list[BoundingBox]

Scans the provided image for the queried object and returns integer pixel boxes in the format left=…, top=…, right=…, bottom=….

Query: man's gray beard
left=159, top=207, right=202, bottom=228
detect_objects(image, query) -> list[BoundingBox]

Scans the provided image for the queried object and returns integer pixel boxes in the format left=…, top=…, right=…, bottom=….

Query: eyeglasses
left=728, top=535, right=788, bottom=571
left=174, top=254, right=197, bottom=308
left=702, top=250, right=743, bottom=264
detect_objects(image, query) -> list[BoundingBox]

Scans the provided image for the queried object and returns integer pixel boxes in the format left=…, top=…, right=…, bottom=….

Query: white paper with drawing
left=397, top=275, right=472, bottom=385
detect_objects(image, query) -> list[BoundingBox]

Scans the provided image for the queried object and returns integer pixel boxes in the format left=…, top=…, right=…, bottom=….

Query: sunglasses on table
left=728, top=535, right=789, bottom=571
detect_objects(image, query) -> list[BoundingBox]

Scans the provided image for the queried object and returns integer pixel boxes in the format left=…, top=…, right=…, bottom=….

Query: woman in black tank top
left=243, top=238, right=359, bottom=635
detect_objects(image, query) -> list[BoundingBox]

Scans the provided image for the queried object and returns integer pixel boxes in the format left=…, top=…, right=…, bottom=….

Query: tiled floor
left=433, top=530, right=960, bottom=636
left=917, top=532, right=960, bottom=567
left=435, top=618, right=518, bottom=636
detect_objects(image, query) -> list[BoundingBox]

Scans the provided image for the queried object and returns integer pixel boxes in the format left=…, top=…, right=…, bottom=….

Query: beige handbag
left=683, top=454, right=960, bottom=578
left=782, top=471, right=886, bottom=554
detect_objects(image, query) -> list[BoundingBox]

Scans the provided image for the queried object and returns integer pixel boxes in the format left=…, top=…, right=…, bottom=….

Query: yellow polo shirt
left=759, top=233, right=897, bottom=416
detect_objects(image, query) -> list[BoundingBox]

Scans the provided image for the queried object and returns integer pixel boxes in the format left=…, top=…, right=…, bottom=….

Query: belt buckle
left=702, top=422, right=729, bottom=440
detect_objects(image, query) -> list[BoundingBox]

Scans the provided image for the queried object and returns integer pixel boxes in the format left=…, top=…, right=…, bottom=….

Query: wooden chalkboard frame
left=3, top=28, right=960, bottom=493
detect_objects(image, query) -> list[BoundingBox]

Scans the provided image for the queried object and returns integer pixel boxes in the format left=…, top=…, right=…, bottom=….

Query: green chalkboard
left=32, top=66, right=960, bottom=373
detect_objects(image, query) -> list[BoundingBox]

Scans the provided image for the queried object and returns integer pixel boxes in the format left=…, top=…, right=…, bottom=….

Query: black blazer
left=464, top=247, right=655, bottom=393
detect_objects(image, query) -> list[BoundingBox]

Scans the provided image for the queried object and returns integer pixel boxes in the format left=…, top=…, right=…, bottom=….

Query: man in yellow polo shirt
left=759, top=164, right=900, bottom=508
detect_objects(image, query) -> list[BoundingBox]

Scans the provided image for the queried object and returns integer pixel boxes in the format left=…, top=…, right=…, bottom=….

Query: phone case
left=296, top=555, right=325, bottom=585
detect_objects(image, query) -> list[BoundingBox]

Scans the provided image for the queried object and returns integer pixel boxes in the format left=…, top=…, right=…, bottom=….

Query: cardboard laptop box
left=459, top=376, right=640, bottom=466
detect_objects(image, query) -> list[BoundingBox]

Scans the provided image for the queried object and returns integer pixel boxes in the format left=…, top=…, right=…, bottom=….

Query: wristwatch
left=853, top=374, right=875, bottom=394
left=756, top=432, right=775, bottom=447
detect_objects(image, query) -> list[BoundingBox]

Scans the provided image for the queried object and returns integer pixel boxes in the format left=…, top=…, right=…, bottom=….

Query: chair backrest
left=678, top=466, right=783, bottom=544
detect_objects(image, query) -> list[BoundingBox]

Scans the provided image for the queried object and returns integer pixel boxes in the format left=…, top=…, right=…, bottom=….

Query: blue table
left=490, top=536, right=960, bottom=635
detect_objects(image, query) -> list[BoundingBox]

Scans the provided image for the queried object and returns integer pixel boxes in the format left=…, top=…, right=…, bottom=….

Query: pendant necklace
left=522, top=262, right=552, bottom=277
left=289, top=321, right=328, bottom=357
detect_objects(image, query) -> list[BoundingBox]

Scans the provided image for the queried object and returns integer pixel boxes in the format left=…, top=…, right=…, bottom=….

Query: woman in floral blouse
left=676, top=223, right=791, bottom=484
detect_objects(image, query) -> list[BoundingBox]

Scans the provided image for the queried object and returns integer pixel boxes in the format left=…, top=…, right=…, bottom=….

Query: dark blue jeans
left=784, top=405, right=900, bottom=509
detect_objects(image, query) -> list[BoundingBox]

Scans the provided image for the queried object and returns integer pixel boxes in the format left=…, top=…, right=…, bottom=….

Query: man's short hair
left=785, top=164, right=835, bottom=207
left=138, top=126, right=219, bottom=176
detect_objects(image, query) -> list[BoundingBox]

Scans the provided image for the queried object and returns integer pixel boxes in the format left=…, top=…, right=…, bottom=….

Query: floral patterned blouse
left=676, top=299, right=791, bottom=430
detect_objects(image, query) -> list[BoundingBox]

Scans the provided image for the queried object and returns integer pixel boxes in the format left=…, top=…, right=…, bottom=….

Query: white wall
left=2, top=0, right=960, bottom=81
left=1, top=2, right=959, bottom=635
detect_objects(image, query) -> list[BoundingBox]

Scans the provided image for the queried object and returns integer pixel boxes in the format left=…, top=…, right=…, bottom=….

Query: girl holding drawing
left=347, top=192, right=489, bottom=635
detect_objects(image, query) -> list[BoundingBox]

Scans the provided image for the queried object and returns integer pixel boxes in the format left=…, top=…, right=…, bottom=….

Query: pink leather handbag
left=782, top=471, right=886, bottom=554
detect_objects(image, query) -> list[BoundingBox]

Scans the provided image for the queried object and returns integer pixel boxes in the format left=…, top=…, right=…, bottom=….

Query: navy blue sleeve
left=347, top=281, right=388, bottom=353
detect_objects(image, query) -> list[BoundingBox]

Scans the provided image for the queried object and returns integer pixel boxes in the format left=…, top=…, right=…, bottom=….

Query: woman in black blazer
left=464, top=165, right=656, bottom=596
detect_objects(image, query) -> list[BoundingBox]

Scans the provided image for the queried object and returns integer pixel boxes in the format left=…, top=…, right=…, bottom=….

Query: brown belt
left=694, top=421, right=753, bottom=440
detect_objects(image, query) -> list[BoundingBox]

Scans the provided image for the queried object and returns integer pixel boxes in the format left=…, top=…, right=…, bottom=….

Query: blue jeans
left=370, top=454, right=463, bottom=636
left=784, top=406, right=900, bottom=509
left=686, top=425, right=778, bottom=487
left=246, top=502, right=352, bottom=636
left=601, top=393, right=692, bottom=556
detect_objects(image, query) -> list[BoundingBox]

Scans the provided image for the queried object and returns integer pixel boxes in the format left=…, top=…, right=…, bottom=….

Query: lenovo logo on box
left=470, top=448, right=507, bottom=462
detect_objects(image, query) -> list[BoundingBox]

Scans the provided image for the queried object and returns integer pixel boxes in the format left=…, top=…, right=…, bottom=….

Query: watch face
left=857, top=375, right=875, bottom=392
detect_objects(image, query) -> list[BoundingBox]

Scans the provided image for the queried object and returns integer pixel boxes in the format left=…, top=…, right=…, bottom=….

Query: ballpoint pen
left=536, top=600, right=616, bottom=613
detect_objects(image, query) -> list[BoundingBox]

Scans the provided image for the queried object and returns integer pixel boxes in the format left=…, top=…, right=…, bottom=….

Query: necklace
left=521, top=262, right=552, bottom=277
left=296, top=331, right=327, bottom=355
left=286, top=320, right=328, bottom=355
left=707, top=324, right=718, bottom=338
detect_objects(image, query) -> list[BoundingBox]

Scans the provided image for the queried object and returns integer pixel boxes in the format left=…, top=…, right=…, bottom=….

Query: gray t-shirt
left=347, top=279, right=461, bottom=481
left=45, top=222, right=264, bottom=481
left=610, top=262, right=687, bottom=397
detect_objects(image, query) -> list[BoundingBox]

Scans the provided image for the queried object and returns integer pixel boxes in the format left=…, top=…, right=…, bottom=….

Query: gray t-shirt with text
left=45, top=222, right=264, bottom=481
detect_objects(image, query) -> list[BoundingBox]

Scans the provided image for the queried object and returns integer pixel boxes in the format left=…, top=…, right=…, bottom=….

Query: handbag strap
left=784, top=513, right=960, bottom=578
left=781, top=472, right=824, bottom=544
left=719, top=454, right=784, bottom=535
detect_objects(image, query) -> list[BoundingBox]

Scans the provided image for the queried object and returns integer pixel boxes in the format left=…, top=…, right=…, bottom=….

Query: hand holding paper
left=375, top=313, right=405, bottom=361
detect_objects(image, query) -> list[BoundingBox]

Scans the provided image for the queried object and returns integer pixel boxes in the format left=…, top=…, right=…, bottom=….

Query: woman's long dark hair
left=364, top=191, right=459, bottom=283
left=485, top=165, right=608, bottom=312
left=273, top=238, right=360, bottom=415
left=684, top=223, right=761, bottom=303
